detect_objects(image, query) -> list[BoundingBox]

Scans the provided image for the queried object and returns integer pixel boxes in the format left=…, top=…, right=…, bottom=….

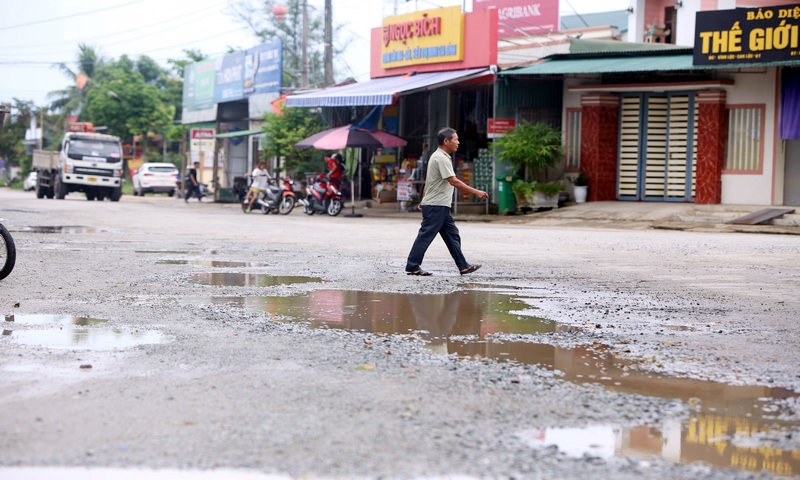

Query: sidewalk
left=352, top=200, right=800, bottom=235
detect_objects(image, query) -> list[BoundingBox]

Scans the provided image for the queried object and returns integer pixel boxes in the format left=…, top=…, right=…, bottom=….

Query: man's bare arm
left=448, top=176, right=488, bottom=200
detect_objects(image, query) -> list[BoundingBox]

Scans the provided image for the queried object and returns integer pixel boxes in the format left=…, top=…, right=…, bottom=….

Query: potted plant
left=511, top=179, right=534, bottom=206
left=533, top=180, right=562, bottom=209
left=494, top=121, right=563, bottom=211
left=494, top=121, right=563, bottom=181
left=572, top=172, right=589, bottom=204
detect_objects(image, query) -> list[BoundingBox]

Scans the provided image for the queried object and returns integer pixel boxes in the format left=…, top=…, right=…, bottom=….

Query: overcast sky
left=0, top=0, right=629, bottom=108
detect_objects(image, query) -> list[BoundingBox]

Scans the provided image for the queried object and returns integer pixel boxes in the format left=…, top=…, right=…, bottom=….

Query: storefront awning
left=502, top=55, right=800, bottom=76
left=215, top=128, right=264, bottom=138
left=285, top=68, right=493, bottom=107
left=502, top=55, right=696, bottom=75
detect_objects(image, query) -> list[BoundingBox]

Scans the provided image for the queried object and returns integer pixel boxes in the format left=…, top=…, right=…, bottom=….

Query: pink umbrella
left=295, top=124, right=407, bottom=150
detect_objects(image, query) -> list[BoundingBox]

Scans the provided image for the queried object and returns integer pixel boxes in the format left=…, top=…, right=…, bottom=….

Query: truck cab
left=33, top=122, right=124, bottom=201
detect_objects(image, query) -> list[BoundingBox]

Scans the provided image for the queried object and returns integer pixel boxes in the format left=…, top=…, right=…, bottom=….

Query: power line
left=0, top=5, right=221, bottom=52
left=0, top=0, right=144, bottom=32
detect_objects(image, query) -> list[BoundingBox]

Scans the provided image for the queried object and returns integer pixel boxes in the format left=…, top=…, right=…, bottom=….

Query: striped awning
left=285, top=68, right=493, bottom=107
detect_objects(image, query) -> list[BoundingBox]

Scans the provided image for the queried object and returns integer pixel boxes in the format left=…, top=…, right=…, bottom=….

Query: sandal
left=406, top=269, right=432, bottom=276
left=459, top=264, right=481, bottom=275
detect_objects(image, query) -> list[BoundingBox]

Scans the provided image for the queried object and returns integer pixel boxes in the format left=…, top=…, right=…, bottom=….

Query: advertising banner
left=183, top=59, right=217, bottom=112
left=214, top=51, right=246, bottom=103
left=694, top=4, right=800, bottom=65
left=473, top=0, right=559, bottom=38
left=244, top=40, right=283, bottom=95
left=380, top=6, right=464, bottom=69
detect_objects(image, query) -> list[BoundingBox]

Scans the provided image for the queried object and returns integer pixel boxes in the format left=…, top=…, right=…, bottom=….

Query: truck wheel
left=86, top=190, right=96, bottom=201
left=35, top=182, right=45, bottom=199
left=109, top=188, right=122, bottom=202
left=54, top=175, right=66, bottom=199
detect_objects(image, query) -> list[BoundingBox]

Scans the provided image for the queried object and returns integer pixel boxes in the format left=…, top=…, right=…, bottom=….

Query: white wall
left=721, top=68, right=779, bottom=205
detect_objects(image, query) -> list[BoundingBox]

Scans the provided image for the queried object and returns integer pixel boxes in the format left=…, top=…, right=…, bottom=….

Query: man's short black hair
left=437, top=127, right=456, bottom=146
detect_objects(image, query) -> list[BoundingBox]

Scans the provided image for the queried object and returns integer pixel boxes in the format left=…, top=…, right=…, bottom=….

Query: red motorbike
left=242, top=175, right=297, bottom=215
left=299, top=174, right=343, bottom=216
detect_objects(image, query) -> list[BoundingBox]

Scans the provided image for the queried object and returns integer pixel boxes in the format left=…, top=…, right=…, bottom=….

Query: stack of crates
left=473, top=148, right=493, bottom=201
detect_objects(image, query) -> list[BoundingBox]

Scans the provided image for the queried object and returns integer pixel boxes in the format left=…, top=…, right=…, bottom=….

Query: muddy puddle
left=158, top=260, right=269, bottom=267
left=3, top=314, right=172, bottom=350
left=189, top=273, right=321, bottom=287
left=193, top=289, right=799, bottom=476
left=13, top=226, right=107, bottom=234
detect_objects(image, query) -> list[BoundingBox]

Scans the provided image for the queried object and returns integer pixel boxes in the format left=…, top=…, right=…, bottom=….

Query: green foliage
left=261, top=106, right=322, bottom=176
left=534, top=180, right=563, bottom=196
left=573, top=171, right=589, bottom=186
left=511, top=179, right=533, bottom=200
left=83, top=59, right=175, bottom=142
left=493, top=121, right=562, bottom=181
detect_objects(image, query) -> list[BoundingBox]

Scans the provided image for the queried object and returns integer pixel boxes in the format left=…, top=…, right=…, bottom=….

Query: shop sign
left=191, top=129, right=215, bottom=139
left=473, top=0, right=558, bottom=38
left=190, top=129, right=216, bottom=168
left=380, top=6, right=464, bottom=69
left=243, top=40, right=283, bottom=95
left=214, top=51, right=246, bottom=102
left=693, top=4, right=800, bottom=65
left=488, top=118, right=516, bottom=138
left=183, top=59, right=217, bottom=111
left=182, top=41, right=284, bottom=112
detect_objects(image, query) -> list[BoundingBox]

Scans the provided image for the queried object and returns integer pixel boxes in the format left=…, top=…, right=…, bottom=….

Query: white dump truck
left=32, top=122, right=124, bottom=201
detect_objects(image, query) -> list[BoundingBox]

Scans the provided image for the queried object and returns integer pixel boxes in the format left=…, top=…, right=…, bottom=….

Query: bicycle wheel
left=0, top=223, right=16, bottom=280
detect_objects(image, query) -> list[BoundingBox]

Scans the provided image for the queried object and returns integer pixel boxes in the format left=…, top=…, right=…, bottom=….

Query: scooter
left=0, top=218, right=16, bottom=280
left=299, top=174, right=343, bottom=216
left=242, top=176, right=296, bottom=215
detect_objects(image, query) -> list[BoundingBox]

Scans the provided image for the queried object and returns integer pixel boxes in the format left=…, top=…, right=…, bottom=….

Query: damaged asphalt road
left=0, top=188, right=798, bottom=479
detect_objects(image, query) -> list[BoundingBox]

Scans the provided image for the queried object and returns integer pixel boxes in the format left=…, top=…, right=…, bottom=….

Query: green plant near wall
left=511, top=179, right=534, bottom=203
left=534, top=180, right=563, bottom=196
left=493, top=121, right=562, bottom=182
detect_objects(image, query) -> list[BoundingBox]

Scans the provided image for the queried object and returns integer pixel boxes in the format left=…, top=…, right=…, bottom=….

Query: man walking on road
left=405, top=127, right=488, bottom=276
left=185, top=161, right=202, bottom=202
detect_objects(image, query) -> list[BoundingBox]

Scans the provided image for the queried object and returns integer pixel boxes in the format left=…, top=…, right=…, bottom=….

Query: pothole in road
left=191, top=289, right=799, bottom=476
left=189, top=273, right=322, bottom=287
left=3, top=314, right=173, bottom=350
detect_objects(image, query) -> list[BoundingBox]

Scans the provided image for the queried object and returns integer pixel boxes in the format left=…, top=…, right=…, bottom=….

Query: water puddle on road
left=158, top=260, right=269, bottom=268
left=2, top=314, right=173, bottom=350
left=197, top=289, right=799, bottom=476
left=189, top=273, right=322, bottom=287
left=13, top=225, right=104, bottom=234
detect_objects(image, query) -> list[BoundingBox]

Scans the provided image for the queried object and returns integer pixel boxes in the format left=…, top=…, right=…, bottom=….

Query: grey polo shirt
left=420, top=147, right=456, bottom=207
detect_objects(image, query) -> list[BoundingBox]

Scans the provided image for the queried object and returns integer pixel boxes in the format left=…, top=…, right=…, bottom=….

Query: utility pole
left=324, top=0, right=333, bottom=86
left=301, top=0, right=309, bottom=88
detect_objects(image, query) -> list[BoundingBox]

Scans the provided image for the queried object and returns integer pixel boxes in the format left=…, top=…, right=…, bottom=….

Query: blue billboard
left=183, top=40, right=283, bottom=112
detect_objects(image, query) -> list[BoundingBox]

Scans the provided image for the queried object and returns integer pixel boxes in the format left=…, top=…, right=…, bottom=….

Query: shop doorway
left=618, top=93, right=697, bottom=202
left=785, top=140, right=800, bottom=205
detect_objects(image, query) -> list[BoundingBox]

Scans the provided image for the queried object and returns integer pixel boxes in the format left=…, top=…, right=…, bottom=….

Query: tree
left=261, top=106, right=321, bottom=175
left=48, top=44, right=105, bottom=118
left=83, top=59, right=174, bottom=153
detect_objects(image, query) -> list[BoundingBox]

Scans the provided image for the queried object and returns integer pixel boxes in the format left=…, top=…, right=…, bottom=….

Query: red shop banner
left=473, top=0, right=559, bottom=38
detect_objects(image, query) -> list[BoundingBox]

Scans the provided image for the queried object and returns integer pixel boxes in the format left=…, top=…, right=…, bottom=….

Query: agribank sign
left=380, top=6, right=464, bottom=69
left=473, top=0, right=558, bottom=38
left=694, top=4, right=800, bottom=65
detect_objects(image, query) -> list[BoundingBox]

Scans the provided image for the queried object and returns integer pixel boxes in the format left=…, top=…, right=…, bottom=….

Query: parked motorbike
left=299, top=174, right=343, bottom=216
left=242, top=176, right=296, bottom=215
left=0, top=218, right=16, bottom=280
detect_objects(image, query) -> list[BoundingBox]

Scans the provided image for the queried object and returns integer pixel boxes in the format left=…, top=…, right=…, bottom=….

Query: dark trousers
left=406, top=205, right=468, bottom=272
left=185, top=182, right=201, bottom=200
